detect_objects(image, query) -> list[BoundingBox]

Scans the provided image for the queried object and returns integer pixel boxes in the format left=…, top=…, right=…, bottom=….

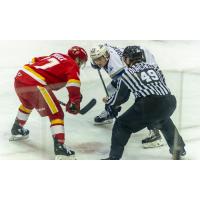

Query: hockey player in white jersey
left=90, top=44, right=164, bottom=148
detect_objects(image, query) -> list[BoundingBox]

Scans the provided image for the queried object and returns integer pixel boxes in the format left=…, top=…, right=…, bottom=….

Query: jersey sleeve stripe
left=66, top=79, right=81, bottom=87
left=66, top=83, right=81, bottom=87
left=67, top=79, right=81, bottom=84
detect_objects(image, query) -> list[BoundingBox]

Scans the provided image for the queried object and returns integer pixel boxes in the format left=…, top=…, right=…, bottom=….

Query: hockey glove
left=91, top=63, right=100, bottom=70
left=66, top=85, right=81, bottom=114
left=66, top=100, right=80, bottom=115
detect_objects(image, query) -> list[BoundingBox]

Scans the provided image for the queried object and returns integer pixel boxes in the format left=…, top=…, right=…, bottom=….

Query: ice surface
left=0, top=40, right=200, bottom=160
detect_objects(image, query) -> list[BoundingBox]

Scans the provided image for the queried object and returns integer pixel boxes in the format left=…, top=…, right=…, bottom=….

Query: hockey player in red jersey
left=10, top=46, right=88, bottom=160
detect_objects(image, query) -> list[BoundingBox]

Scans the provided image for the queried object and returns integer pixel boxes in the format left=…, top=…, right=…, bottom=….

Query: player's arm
left=105, top=79, right=130, bottom=117
left=65, top=66, right=82, bottom=114
left=106, top=78, right=130, bottom=108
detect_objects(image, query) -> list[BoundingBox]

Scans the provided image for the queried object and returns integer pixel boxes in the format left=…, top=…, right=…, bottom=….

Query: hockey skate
left=94, top=110, right=113, bottom=125
left=10, top=121, right=29, bottom=141
left=54, top=138, right=76, bottom=160
left=170, top=147, right=186, bottom=160
left=142, top=129, right=164, bottom=149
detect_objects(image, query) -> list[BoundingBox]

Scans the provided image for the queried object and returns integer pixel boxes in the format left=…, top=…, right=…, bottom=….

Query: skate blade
left=94, top=119, right=113, bottom=125
left=55, top=155, right=77, bottom=160
left=9, top=135, right=29, bottom=142
left=143, top=139, right=164, bottom=149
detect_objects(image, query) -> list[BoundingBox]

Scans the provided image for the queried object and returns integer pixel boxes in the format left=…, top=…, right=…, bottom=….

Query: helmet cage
left=90, top=44, right=109, bottom=62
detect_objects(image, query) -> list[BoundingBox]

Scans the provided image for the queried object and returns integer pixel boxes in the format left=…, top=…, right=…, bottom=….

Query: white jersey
left=104, top=45, right=157, bottom=79
left=140, top=46, right=158, bottom=66
left=104, top=45, right=125, bottom=79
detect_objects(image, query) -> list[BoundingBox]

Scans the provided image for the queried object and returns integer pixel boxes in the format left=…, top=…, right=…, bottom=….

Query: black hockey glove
left=105, top=105, right=121, bottom=118
left=91, top=63, right=100, bottom=70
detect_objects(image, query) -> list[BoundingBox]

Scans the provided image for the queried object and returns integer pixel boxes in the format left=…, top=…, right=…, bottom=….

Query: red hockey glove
left=66, top=100, right=80, bottom=115
left=66, top=85, right=81, bottom=114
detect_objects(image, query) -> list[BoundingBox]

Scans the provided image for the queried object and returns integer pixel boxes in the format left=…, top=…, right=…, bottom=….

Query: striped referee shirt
left=107, top=62, right=171, bottom=107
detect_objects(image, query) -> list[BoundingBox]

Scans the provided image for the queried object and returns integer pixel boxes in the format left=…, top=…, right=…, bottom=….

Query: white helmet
left=90, top=44, right=109, bottom=61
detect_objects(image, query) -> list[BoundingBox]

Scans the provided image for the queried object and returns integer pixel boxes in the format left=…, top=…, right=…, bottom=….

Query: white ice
left=0, top=40, right=200, bottom=160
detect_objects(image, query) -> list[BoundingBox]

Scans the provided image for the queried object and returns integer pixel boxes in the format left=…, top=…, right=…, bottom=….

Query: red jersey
left=15, top=53, right=81, bottom=102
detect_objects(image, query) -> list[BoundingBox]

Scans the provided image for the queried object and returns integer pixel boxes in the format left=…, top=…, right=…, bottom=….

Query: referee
left=103, top=46, right=186, bottom=160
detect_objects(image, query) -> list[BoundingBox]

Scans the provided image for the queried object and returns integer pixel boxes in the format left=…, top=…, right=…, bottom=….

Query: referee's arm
left=106, top=79, right=130, bottom=107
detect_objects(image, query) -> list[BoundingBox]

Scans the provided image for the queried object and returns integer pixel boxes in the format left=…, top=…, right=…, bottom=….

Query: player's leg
left=94, top=107, right=121, bottom=125
left=108, top=119, right=146, bottom=160
left=36, top=86, right=76, bottom=160
left=10, top=82, right=34, bottom=141
left=160, top=118, right=186, bottom=159
left=142, top=128, right=164, bottom=149
left=94, top=110, right=114, bottom=125
left=49, top=117, right=76, bottom=160
left=141, top=96, right=164, bottom=148
left=103, top=103, right=147, bottom=160
left=10, top=104, right=32, bottom=141
left=94, top=81, right=117, bottom=125
left=153, top=95, right=186, bottom=159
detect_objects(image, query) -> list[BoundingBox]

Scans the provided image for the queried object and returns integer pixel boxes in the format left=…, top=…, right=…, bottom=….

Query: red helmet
left=68, top=46, right=88, bottom=62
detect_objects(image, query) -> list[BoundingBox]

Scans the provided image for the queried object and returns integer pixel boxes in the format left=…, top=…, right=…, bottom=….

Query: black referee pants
left=109, top=95, right=185, bottom=159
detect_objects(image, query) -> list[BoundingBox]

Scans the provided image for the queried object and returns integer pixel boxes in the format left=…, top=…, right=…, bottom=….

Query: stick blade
left=79, top=98, right=97, bottom=115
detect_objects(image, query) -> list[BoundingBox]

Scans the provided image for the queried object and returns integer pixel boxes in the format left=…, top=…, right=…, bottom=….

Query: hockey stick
left=59, top=99, right=97, bottom=115
left=97, top=69, right=118, bottom=119
left=98, top=69, right=109, bottom=96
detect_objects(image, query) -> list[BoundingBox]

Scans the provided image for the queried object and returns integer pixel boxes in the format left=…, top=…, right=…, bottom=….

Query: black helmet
left=123, top=46, right=145, bottom=63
